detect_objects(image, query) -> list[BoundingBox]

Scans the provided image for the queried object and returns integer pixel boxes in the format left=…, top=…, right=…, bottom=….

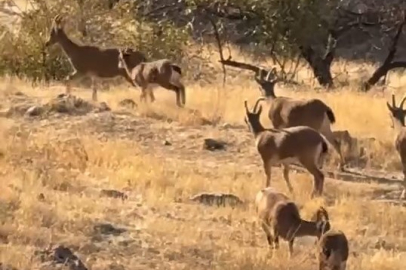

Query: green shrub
left=0, top=0, right=189, bottom=82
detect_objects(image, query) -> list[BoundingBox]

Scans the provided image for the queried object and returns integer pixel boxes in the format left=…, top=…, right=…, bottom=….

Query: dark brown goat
left=317, top=230, right=349, bottom=270
left=255, top=187, right=331, bottom=256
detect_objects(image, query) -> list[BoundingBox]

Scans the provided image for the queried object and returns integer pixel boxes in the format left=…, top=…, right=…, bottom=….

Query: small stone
left=95, top=102, right=111, bottom=112
left=163, top=140, right=172, bottom=146
left=37, top=193, right=45, bottom=201
left=93, top=223, right=126, bottom=235
left=25, top=105, right=43, bottom=117
left=118, top=99, right=137, bottom=109
left=203, top=138, right=227, bottom=151
left=189, top=192, right=244, bottom=207
left=100, top=189, right=128, bottom=200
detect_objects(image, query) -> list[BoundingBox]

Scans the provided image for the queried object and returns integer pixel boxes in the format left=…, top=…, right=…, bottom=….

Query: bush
left=0, top=0, right=189, bottom=82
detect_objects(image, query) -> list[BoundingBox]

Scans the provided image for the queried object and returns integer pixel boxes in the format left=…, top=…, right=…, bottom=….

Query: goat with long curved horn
left=385, top=94, right=406, bottom=200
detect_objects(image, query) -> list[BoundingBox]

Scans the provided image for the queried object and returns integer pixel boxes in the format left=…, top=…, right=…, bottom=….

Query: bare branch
left=207, top=13, right=229, bottom=86
left=220, top=59, right=261, bottom=74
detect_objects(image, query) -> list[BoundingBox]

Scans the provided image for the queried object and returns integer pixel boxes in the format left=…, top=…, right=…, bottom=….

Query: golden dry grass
left=0, top=58, right=406, bottom=269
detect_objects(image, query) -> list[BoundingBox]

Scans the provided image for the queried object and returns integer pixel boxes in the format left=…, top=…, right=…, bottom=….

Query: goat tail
left=171, top=64, right=182, bottom=75
left=325, top=107, right=336, bottom=124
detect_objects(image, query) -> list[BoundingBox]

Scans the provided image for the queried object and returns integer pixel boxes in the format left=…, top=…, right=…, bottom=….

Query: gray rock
left=25, top=105, right=43, bottom=117
left=100, top=189, right=128, bottom=200
left=93, top=223, right=126, bottom=236
left=189, top=192, right=244, bottom=207
left=118, top=99, right=137, bottom=109
left=203, top=138, right=227, bottom=151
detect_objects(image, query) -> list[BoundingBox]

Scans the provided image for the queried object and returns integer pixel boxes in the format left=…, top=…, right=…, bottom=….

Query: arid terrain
left=0, top=58, right=406, bottom=270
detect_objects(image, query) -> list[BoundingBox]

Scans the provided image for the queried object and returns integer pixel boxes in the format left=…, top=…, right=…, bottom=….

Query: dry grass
left=0, top=58, right=406, bottom=270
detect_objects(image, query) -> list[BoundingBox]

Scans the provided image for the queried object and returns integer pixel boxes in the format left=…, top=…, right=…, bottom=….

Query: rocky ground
left=0, top=84, right=405, bottom=270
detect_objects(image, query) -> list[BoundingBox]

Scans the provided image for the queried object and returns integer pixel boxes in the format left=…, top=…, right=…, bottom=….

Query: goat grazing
left=255, top=187, right=331, bottom=255
left=317, top=230, right=349, bottom=270
left=117, top=49, right=186, bottom=107
left=244, top=98, right=328, bottom=197
left=386, top=94, right=406, bottom=199
left=45, top=15, right=146, bottom=101
left=253, top=69, right=345, bottom=171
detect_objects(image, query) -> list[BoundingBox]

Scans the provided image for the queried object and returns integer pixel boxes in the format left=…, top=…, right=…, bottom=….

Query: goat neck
left=54, top=30, right=82, bottom=60
left=294, top=220, right=320, bottom=238
left=392, top=116, right=405, bottom=135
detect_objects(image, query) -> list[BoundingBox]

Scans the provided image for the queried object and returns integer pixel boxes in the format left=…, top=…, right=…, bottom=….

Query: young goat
left=244, top=98, right=328, bottom=197
left=317, top=230, right=349, bottom=270
left=117, top=49, right=186, bottom=107
left=255, top=187, right=331, bottom=255
left=45, top=15, right=146, bottom=101
left=386, top=94, right=406, bottom=199
left=254, top=69, right=345, bottom=171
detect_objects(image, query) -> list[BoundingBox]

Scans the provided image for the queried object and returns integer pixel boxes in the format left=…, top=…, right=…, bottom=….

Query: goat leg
left=65, top=71, right=81, bottom=95
left=91, top=77, right=98, bottom=102
left=282, top=164, right=294, bottom=194
left=263, top=160, right=272, bottom=187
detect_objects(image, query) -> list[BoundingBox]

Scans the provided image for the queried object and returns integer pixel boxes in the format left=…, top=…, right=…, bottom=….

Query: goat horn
left=399, top=94, right=406, bottom=109
left=253, top=97, right=266, bottom=112
left=387, top=102, right=393, bottom=111
left=266, top=67, right=277, bottom=81
left=318, top=207, right=329, bottom=221
left=54, top=14, right=62, bottom=23
left=265, top=71, right=271, bottom=81
left=244, top=100, right=249, bottom=113
left=392, top=94, right=396, bottom=107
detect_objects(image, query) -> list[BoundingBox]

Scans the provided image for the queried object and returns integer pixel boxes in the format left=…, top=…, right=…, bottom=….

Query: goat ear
left=317, top=220, right=331, bottom=236
left=53, top=14, right=63, bottom=26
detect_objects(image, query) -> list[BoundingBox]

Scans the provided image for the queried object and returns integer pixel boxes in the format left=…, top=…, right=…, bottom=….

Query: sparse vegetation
left=1, top=1, right=406, bottom=270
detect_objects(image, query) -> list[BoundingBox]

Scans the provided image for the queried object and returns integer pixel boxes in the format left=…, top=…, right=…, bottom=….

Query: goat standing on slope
left=386, top=94, right=406, bottom=200
left=117, top=49, right=186, bottom=107
left=45, top=15, right=146, bottom=101
left=255, top=187, right=331, bottom=256
left=253, top=69, right=346, bottom=171
left=244, top=98, right=328, bottom=197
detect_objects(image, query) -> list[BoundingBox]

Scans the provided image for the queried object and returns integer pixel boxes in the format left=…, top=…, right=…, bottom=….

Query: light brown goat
left=45, top=15, right=146, bottom=101
left=255, top=187, right=331, bottom=255
left=386, top=94, right=406, bottom=199
left=117, top=49, right=186, bottom=107
left=254, top=69, right=345, bottom=171
left=244, top=98, right=329, bottom=197
left=317, top=230, right=349, bottom=270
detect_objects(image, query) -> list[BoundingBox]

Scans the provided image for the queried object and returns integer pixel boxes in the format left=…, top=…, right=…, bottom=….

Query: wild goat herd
left=44, top=15, right=406, bottom=270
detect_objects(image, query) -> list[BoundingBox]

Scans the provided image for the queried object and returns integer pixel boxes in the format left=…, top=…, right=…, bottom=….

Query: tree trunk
left=363, top=18, right=406, bottom=91
left=299, top=46, right=334, bottom=88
